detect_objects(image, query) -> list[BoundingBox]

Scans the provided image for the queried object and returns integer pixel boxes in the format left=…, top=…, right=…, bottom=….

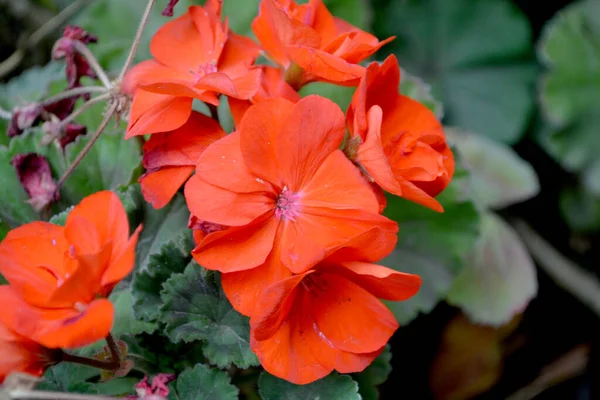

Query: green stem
left=118, top=0, right=156, bottom=81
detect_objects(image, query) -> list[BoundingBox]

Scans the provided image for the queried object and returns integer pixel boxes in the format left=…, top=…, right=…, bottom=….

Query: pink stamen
left=275, top=186, right=301, bottom=221
left=191, top=62, right=218, bottom=83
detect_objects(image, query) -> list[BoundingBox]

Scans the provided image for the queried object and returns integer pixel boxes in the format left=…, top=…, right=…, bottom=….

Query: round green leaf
left=560, top=186, right=600, bottom=233
left=353, top=345, right=392, bottom=400
left=378, top=0, right=536, bottom=143
left=446, top=127, right=540, bottom=209
left=382, top=168, right=481, bottom=324
left=172, top=364, right=238, bottom=400
left=159, top=263, right=259, bottom=369
left=537, top=0, right=600, bottom=174
left=258, top=373, right=361, bottom=400
left=447, top=212, right=538, bottom=326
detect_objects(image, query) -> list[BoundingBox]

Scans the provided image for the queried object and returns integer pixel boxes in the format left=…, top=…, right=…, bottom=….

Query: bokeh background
left=1, top=0, right=599, bottom=399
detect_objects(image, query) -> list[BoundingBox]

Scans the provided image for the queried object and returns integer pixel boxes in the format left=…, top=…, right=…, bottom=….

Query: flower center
left=191, top=62, right=218, bottom=83
left=275, top=186, right=301, bottom=221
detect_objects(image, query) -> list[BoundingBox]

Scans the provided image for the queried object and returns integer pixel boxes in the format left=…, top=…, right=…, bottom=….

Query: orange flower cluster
left=0, top=191, right=139, bottom=382
left=122, top=0, right=455, bottom=385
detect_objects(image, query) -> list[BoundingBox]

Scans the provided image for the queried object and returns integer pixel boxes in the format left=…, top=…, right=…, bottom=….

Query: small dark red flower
left=52, top=25, right=98, bottom=90
left=7, top=104, right=42, bottom=138
left=10, top=153, right=59, bottom=212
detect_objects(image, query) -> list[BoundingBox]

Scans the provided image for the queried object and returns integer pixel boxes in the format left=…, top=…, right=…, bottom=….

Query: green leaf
left=172, top=364, right=238, bottom=400
left=135, top=193, right=191, bottom=271
left=58, top=130, right=142, bottom=203
left=583, top=159, right=600, bottom=196
left=382, top=169, right=481, bottom=324
left=537, top=0, right=600, bottom=174
left=400, top=69, right=444, bottom=119
left=447, top=212, right=537, bottom=326
left=299, top=83, right=355, bottom=110
left=159, top=263, right=259, bottom=368
left=38, top=358, right=99, bottom=392
left=110, top=287, right=158, bottom=337
left=132, top=233, right=193, bottom=323
left=354, top=345, right=392, bottom=400
left=258, top=373, right=361, bottom=400
left=94, top=378, right=138, bottom=396
left=74, top=0, right=186, bottom=72
left=378, top=0, right=536, bottom=143
left=0, top=61, right=64, bottom=107
left=446, top=127, right=540, bottom=209
left=48, top=206, right=74, bottom=226
left=560, top=186, right=600, bottom=233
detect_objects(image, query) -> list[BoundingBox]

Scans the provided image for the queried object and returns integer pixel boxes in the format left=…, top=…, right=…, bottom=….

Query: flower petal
left=194, top=70, right=262, bottom=100
left=331, top=261, right=422, bottom=301
left=195, top=131, right=270, bottom=193
left=143, top=111, right=226, bottom=170
left=101, top=225, right=141, bottom=290
left=140, top=166, right=195, bottom=209
left=301, top=149, right=379, bottom=212
left=150, top=10, right=208, bottom=72
left=123, top=60, right=192, bottom=94
left=280, top=208, right=397, bottom=274
left=191, top=214, right=278, bottom=272
left=357, top=105, right=405, bottom=196
left=221, top=227, right=292, bottom=316
left=276, top=95, right=346, bottom=191
left=65, top=190, right=129, bottom=258
left=310, top=272, right=398, bottom=353
left=239, top=98, right=295, bottom=187
left=184, top=174, right=273, bottom=226
left=0, top=286, right=113, bottom=349
left=125, top=92, right=193, bottom=138
left=287, top=45, right=364, bottom=85
left=0, top=222, right=68, bottom=306
left=250, top=296, right=332, bottom=385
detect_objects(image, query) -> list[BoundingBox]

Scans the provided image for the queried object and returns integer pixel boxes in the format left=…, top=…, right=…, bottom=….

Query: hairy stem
left=59, top=93, right=111, bottom=127
left=118, top=0, right=156, bottom=81
left=105, top=333, right=122, bottom=365
left=10, top=391, right=117, bottom=400
left=55, top=103, right=117, bottom=192
left=73, top=41, right=112, bottom=88
left=0, top=0, right=92, bottom=79
left=40, top=86, right=108, bottom=106
left=60, top=352, right=119, bottom=371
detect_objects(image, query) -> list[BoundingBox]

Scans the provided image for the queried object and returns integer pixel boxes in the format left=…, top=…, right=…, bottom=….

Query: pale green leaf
left=447, top=212, right=538, bottom=326
left=258, top=373, right=361, bottom=400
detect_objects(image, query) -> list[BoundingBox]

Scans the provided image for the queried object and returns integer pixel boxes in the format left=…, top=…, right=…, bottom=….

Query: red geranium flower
left=185, top=96, right=397, bottom=274
left=228, top=65, right=301, bottom=127
left=124, top=1, right=261, bottom=138
left=247, top=229, right=421, bottom=384
left=0, top=191, right=141, bottom=348
left=347, top=55, right=455, bottom=212
left=0, top=321, right=60, bottom=382
left=139, top=111, right=226, bottom=209
left=252, top=0, right=394, bottom=89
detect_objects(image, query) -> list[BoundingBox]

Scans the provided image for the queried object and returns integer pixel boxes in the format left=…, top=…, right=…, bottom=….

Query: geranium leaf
left=560, top=186, right=600, bottom=233
left=110, top=287, right=158, bottom=337
left=135, top=193, right=191, bottom=271
left=400, top=68, right=444, bottom=119
left=159, top=263, right=259, bottom=369
left=170, top=364, right=238, bottom=400
left=382, top=168, right=481, bottom=324
left=353, top=345, right=392, bottom=400
left=446, top=127, right=540, bottom=209
left=537, top=0, right=600, bottom=177
left=132, top=231, right=193, bottom=323
left=0, top=62, right=65, bottom=145
left=447, top=212, right=538, bottom=326
left=258, top=372, right=361, bottom=400
left=377, top=0, right=536, bottom=143
left=57, top=130, right=142, bottom=203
